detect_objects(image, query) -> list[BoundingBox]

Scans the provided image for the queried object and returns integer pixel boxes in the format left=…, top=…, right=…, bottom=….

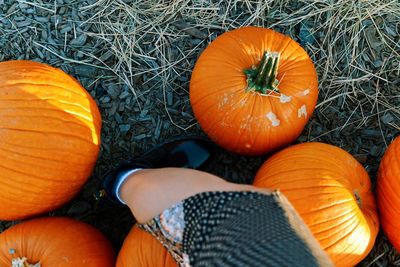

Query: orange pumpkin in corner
left=0, top=60, right=102, bottom=220
left=190, top=27, right=318, bottom=155
left=377, top=136, right=400, bottom=251
left=116, top=226, right=178, bottom=267
left=253, top=142, right=379, bottom=266
left=0, top=217, right=115, bottom=267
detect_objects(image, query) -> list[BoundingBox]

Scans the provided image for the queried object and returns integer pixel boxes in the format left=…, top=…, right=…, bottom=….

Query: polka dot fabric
left=139, top=191, right=333, bottom=267
left=182, top=191, right=332, bottom=266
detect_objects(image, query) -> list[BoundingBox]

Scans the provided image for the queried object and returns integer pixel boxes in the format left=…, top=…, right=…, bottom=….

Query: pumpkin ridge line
left=279, top=45, right=305, bottom=66
left=232, top=94, right=255, bottom=151
left=275, top=33, right=295, bottom=59
left=307, top=206, right=358, bottom=229
left=278, top=57, right=313, bottom=72
left=288, top=192, right=354, bottom=204
left=0, top=162, right=87, bottom=184
left=262, top=163, right=352, bottom=175
left=264, top=184, right=349, bottom=191
left=192, top=92, right=226, bottom=108
left=0, top=192, right=77, bottom=207
left=0, top=113, right=96, bottom=128
left=301, top=198, right=355, bottom=214
left=0, top=127, right=98, bottom=145
left=311, top=209, right=359, bottom=237
left=0, top=180, right=78, bottom=201
left=0, top=106, right=94, bottom=124
left=263, top=172, right=351, bottom=183
left=0, top=82, right=87, bottom=98
left=195, top=103, right=231, bottom=137
left=0, top=98, right=94, bottom=116
left=377, top=184, right=400, bottom=216
left=322, top=218, right=362, bottom=253
left=0, top=145, right=92, bottom=167
left=0, top=188, right=80, bottom=208
left=0, top=140, right=92, bottom=157
left=252, top=97, right=272, bottom=149
left=275, top=103, right=298, bottom=141
left=191, top=83, right=244, bottom=105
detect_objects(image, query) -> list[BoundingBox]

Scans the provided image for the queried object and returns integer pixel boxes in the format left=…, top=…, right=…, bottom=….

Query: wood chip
left=70, top=34, right=87, bottom=46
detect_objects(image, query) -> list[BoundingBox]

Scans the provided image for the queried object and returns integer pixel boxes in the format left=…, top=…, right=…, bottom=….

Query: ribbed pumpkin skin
left=117, top=226, right=178, bottom=267
left=254, top=142, right=379, bottom=266
left=0, top=60, right=101, bottom=220
left=377, top=136, right=400, bottom=251
left=190, top=27, right=318, bottom=155
left=0, top=217, right=115, bottom=266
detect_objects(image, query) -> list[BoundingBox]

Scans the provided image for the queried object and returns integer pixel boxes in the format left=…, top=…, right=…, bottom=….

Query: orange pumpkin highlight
left=377, top=136, right=400, bottom=251
left=0, top=217, right=115, bottom=266
left=190, top=27, right=318, bottom=155
left=0, top=60, right=101, bottom=220
left=116, top=226, right=178, bottom=267
left=254, top=142, right=379, bottom=266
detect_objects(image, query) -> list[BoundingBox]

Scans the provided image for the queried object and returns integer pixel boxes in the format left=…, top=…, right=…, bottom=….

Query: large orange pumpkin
left=0, top=217, right=115, bottom=266
left=253, top=142, right=379, bottom=266
left=116, top=226, right=177, bottom=267
left=0, top=60, right=101, bottom=220
left=377, top=136, right=400, bottom=251
left=190, top=26, right=318, bottom=155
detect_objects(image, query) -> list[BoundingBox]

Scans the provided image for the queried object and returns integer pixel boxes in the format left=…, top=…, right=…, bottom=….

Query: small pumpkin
left=0, top=217, right=115, bottom=266
left=116, top=226, right=178, bottom=267
left=0, top=60, right=101, bottom=220
left=253, top=142, right=379, bottom=266
left=190, top=26, right=318, bottom=155
left=377, top=136, right=400, bottom=251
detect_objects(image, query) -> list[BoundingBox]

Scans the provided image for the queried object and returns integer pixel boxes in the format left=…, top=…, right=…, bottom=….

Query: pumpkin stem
left=244, top=52, right=280, bottom=94
left=354, top=190, right=362, bottom=208
left=11, top=257, right=41, bottom=267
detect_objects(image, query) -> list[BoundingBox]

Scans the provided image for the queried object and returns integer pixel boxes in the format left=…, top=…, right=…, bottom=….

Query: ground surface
left=0, top=0, right=399, bottom=266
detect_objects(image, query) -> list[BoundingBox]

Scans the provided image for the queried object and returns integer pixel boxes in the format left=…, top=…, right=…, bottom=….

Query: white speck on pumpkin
left=239, top=98, right=247, bottom=107
left=303, top=89, right=310, bottom=96
left=279, top=94, right=292, bottom=103
left=266, top=112, right=280, bottom=127
left=298, top=105, right=307, bottom=118
left=218, top=93, right=229, bottom=109
left=239, top=115, right=252, bottom=129
left=220, top=121, right=230, bottom=127
left=245, top=143, right=251, bottom=148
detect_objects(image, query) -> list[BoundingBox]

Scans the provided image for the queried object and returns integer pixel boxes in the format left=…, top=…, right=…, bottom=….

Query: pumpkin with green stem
left=190, top=27, right=318, bottom=155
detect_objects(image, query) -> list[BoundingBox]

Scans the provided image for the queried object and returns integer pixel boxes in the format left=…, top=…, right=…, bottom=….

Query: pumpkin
left=377, top=136, right=400, bottom=251
left=253, top=142, right=379, bottom=266
left=0, top=60, right=101, bottom=220
left=190, top=26, right=318, bottom=155
left=116, top=226, right=177, bottom=267
left=0, top=217, right=115, bottom=266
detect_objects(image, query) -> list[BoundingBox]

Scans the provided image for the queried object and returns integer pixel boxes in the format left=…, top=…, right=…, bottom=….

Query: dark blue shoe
left=97, top=136, right=215, bottom=204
